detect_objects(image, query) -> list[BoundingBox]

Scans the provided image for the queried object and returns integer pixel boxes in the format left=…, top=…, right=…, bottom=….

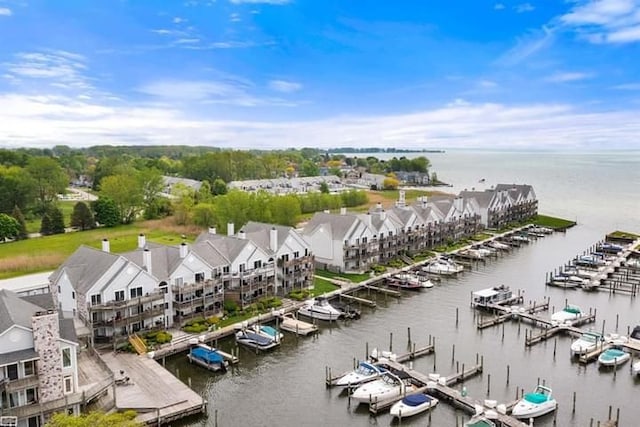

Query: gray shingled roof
left=242, top=221, right=292, bottom=253
left=0, top=289, right=43, bottom=334
left=190, top=240, right=230, bottom=268
left=302, top=212, right=360, bottom=240
left=49, top=245, right=120, bottom=294
left=59, top=318, right=78, bottom=343
left=459, top=190, right=494, bottom=209
left=122, top=243, right=182, bottom=281
left=194, top=233, right=250, bottom=263
left=0, top=348, right=39, bottom=367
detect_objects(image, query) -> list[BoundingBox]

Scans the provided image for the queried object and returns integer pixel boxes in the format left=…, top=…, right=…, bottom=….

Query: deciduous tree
left=26, top=157, right=68, bottom=213
left=92, top=197, right=120, bottom=227
left=11, top=205, right=28, bottom=239
left=0, top=213, right=19, bottom=242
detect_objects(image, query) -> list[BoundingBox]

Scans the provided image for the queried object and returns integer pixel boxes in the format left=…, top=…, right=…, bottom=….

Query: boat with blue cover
left=389, top=393, right=439, bottom=419
left=235, top=328, right=280, bottom=351
left=187, top=344, right=229, bottom=372
left=246, top=324, right=284, bottom=342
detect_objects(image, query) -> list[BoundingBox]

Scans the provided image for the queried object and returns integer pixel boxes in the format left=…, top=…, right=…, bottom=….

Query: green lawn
left=315, top=269, right=372, bottom=283
left=24, top=200, right=80, bottom=234
left=532, top=215, right=577, bottom=230
left=372, top=189, right=439, bottom=203
left=0, top=223, right=198, bottom=279
left=312, top=277, right=340, bottom=296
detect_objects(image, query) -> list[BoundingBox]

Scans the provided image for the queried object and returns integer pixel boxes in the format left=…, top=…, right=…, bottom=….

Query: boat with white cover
left=511, top=385, right=557, bottom=419
left=389, top=393, right=438, bottom=419
left=334, top=361, right=387, bottom=387
left=351, top=371, right=416, bottom=404
left=570, top=331, right=604, bottom=357
left=422, top=257, right=464, bottom=275
left=276, top=312, right=318, bottom=336
left=598, top=347, right=630, bottom=367
left=297, top=296, right=344, bottom=321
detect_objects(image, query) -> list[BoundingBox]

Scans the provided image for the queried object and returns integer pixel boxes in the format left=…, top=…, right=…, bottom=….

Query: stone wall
left=31, top=311, right=64, bottom=403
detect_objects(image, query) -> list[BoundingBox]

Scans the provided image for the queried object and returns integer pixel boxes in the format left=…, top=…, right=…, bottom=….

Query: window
left=175, top=277, right=183, bottom=287
left=23, top=360, right=35, bottom=376
left=195, top=272, right=205, bottom=283
left=254, top=260, right=262, bottom=269
left=62, top=348, right=71, bottom=368
left=90, top=294, right=101, bottom=306
left=115, top=290, right=125, bottom=301
left=130, top=287, right=143, bottom=298
left=26, top=387, right=37, bottom=404
left=28, top=416, right=41, bottom=427
left=223, top=266, right=230, bottom=274
left=293, top=251, right=299, bottom=259
left=6, top=364, right=18, bottom=380
left=63, top=376, right=73, bottom=394
left=159, top=282, right=168, bottom=294
left=71, top=291, right=75, bottom=300
left=239, top=263, right=245, bottom=272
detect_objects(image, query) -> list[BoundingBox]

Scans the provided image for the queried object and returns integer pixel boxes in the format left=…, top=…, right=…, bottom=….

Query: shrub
left=224, top=300, right=239, bottom=315
left=206, top=316, right=220, bottom=326
left=155, top=331, right=173, bottom=344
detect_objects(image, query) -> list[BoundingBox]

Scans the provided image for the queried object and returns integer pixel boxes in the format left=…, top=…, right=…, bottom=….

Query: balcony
left=88, top=289, right=165, bottom=311
left=91, top=306, right=165, bottom=327
left=172, top=278, right=224, bottom=294
left=174, top=292, right=224, bottom=306
left=2, top=375, right=39, bottom=392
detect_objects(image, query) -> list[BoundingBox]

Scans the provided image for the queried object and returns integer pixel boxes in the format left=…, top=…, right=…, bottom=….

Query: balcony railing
left=172, top=278, right=224, bottom=294
left=88, top=289, right=165, bottom=311
left=91, top=306, right=165, bottom=327
left=173, top=292, right=224, bottom=306
left=2, top=375, right=39, bottom=392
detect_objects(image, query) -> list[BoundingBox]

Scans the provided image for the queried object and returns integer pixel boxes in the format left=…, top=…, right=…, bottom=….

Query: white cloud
left=494, top=3, right=506, bottom=10
left=0, top=7, right=12, bottom=16
left=560, top=0, right=640, bottom=43
left=498, top=25, right=555, bottom=65
left=173, top=17, right=186, bottom=24
left=0, top=95, right=638, bottom=150
left=229, top=0, right=290, bottom=4
left=613, top=82, right=640, bottom=90
left=545, top=72, right=595, bottom=82
left=515, top=3, right=535, bottom=13
left=230, top=13, right=241, bottom=22
left=268, top=79, right=302, bottom=93
left=479, top=80, right=498, bottom=88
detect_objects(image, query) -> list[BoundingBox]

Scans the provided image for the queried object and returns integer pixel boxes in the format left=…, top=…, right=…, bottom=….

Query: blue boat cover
left=240, top=331, right=273, bottom=345
left=524, top=392, right=548, bottom=404
left=601, top=349, right=626, bottom=361
left=403, top=393, right=431, bottom=406
left=191, top=347, right=224, bottom=364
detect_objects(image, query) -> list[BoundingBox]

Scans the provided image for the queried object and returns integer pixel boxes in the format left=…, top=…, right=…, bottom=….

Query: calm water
left=167, top=151, right=640, bottom=427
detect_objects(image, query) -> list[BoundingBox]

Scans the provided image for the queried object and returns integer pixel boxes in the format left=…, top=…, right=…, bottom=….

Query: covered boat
left=247, top=324, right=283, bottom=342
left=389, top=393, right=438, bottom=419
left=598, top=347, right=630, bottom=367
left=235, top=328, right=280, bottom=351
left=550, top=304, right=583, bottom=323
left=511, top=385, right=557, bottom=419
left=187, top=344, right=228, bottom=372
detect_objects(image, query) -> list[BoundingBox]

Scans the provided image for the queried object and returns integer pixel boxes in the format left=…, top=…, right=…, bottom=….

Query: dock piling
left=452, top=344, right=455, bottom=364
left=572, top=391, right=576, bottom=414
left=506, top=364, right=510, bottom=385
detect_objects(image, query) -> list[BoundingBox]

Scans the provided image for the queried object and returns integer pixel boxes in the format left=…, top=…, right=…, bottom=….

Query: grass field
left=0, top=218, right=202, bottom=279
left=24, top=201, right=79, bottom=234
left=533, top=214, right=577, bottom=230
left=314, top=269, right=371, bottom=283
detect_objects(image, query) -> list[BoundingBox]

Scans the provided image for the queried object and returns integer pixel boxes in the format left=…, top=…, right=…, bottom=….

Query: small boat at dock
left=598, top=347, right=630, bottom=367
left=350, top=371, right=417, bottom=404
left=187, top=344, right=228, bottom=372
left=471, top=285, right=513, bottom=307
left=632, top=360, right=640, bottom=376
left=246, top=323, right=283, bottom=342
left=276, top=312, right=318, bottom=336
left=570, top=331, right=604, bottom=357
left=387, top=273, right=434, bottom=290
left=511, top=385, right=557, bottom=419
left=297, top=296, right=345, bottom=321
left=422, top=257, right=464, bottom=275
left=550, top=304, right=584, bottom=323
left=334, top=361, right=387, bottom=387
left=466, top=414, right=497, bottom=427
left=389, top=392, right=439, bottom=419
left=235, top=328, right=280, bottom=351
left=487, top=240, right=510, bottom=251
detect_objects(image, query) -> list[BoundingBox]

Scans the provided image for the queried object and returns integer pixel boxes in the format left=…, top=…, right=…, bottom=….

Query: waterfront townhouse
left=121, top=235, right=225, bottom=327
left=0, top=290, right=79, bottom=427
left=460, top=184, right=537, bottom=229
left=366, top=207, right=404, bottom=264
left=194, top=224, right=275, bottom=308
left=241, top=222, right=314, bottom=296
left=49, top=241, right=166, bottom=346
left=302, top=209, right=379, bottom=273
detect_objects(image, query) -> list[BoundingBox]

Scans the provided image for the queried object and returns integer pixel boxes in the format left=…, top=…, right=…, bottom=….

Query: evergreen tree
left=70, top=201, right=95, bottom=230
left=48, top=206, right=66, bottom=235
left=11, top=205, right=28, bottom=240
left=40, top=213, right=52, bottom=236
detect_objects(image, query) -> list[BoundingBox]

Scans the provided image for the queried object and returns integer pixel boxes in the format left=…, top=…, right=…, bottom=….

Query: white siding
left=0, top=326, right=33, bottom=353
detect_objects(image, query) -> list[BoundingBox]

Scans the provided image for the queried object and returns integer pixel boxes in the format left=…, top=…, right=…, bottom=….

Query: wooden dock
left=337, top=292, right=377, bottom=308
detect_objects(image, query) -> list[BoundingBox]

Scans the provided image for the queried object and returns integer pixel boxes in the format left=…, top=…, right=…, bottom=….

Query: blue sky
left=0, top=0, right=639, bottom=150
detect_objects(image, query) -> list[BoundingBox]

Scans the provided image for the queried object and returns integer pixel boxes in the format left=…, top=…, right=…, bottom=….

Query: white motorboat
left=458, top=248, right=486, bottom=259
left=351, top=371, right=416, bottom=404
left=235, top=328, right=280, bottom=351
left=422, top=257, right=464, bottom=275
left=276, top=312, right=318, bottom=336
left=334, top=361, right=387, bottom=387
left=511, top=235, right=530, bottom=243
left=629, top=325, right=640, bottom=345
left=632, top=360, right=640, bottom=376
left=389, top=393, right=438, bottom=419
left=297, top=296, right=344, bottom=321
left=550, top=304, right=583, bottom=323
left=598, top=347, right=630, bottom=367
left=388, top=273, right=434, bottom=289
left=511, top=385, right=557, bottom=419
left=466, top=415, right=497, bottom=427
left=570, top=331, right=604, bottom=356
left=369, top=348, right=397, bottom=362
left=529, top=226, right=553, bottom=234
left=247, top=324, right=283, bottom=342
left=548, top=274, right=587, bottom=288
left=487, top=240, right=510, bottom=251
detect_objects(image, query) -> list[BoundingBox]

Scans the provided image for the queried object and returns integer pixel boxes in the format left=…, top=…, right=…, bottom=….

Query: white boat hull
left=297, top=306, right=341, bottom=321
left=511, top=400, right=557, bottom=419
left=390, top=395, right=438, bottom=418
left=633, top=361, right=640, bottom=375
left=598, top=352, right=630, bottom=367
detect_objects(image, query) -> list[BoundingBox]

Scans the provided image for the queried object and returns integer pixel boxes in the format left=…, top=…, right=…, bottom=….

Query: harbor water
left=166, top=150, right=640, bottom=426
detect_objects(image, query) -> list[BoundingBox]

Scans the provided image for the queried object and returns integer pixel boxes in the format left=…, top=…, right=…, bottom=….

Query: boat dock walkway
left=374, top=358, right=528, bottom=426
left=100, top=352, right=206, bottom=426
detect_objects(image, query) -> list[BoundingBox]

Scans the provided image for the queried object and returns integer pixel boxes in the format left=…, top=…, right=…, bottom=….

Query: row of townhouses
left=48, top=222, right=314, bottom=346
left=0, top=290, right=79, bottom=427
left=302, top=184, right=537, bottom=273
left=46, top=183, right=535, bottom=346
